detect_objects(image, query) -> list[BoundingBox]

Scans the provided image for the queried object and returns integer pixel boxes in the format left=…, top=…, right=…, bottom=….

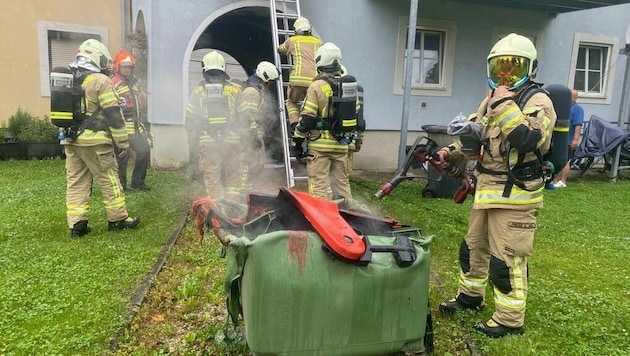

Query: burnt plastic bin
left=420, top=125, right=462, bottom=199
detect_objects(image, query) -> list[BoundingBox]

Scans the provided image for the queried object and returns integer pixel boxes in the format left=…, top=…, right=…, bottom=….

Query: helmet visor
left=488, top=56, right=530, bottom=90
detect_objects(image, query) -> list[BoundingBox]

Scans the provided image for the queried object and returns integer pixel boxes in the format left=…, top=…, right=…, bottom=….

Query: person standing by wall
left=61, top=39, right=140, bottom=238
left=553, top=89, right=584, bottom=188
left=436, top=33, right=556, bottom=338
left=278, top=17, right=323, bottom=126
left=292, top=42, right=358, bottom=200
left=111, top=50, right=152, bottom=192
left=185, top=51, right=247, bottom=201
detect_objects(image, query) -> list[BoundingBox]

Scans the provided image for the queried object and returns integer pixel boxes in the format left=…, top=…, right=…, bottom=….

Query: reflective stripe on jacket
left=278, top=35, right=323, bottom=87
left=295, top=73, right=356, bottom=153
left=186, top=81, right=246, bottom=144
left=448, top=90, right=556, bottom=209
left=66, top=72, right=128, bottom=148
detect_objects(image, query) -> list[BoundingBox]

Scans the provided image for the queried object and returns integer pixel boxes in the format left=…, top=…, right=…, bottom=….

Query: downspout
left=397, top=0, right=419, bottom=171
left=121, top=0, right=127, bottom=45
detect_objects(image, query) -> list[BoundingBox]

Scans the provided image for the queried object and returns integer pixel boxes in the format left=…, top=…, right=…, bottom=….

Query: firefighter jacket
left=111, top=74, right=147, bottom=136
left=446, top=88, right=556, bottom=210
left=294, top=72, right=358, bottom=153
left=278, top=34, right=323, bottom=87
left=186, top=80, right=247, bottom=145
left=241, top=85, right=263, bottom=131
left=62, top=72, right=129, bottom=149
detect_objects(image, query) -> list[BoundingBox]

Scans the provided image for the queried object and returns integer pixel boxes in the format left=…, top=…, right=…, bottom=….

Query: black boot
left=439, top=293, right=485, bottom=315
left=475, top=319, right=524, bottom=338
left=70, top=220, right=91, bottom=238
left=108, top=216, right=140, bottom=231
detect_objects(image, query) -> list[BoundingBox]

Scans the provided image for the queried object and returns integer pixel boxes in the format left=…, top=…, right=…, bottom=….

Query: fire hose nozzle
left=375, top=182, right=394, bottom=200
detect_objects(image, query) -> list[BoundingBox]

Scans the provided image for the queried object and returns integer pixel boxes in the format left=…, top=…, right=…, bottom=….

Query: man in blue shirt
left=553, top=89, right=584, bottom=187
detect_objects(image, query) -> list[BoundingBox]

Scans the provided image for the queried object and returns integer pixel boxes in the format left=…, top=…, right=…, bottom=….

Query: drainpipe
left=398, top=0, right=419, bottom=171
left=121, top=0, right=127, bottom=45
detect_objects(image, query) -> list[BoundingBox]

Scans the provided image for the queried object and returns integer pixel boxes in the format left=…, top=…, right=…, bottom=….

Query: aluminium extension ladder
left=269, top=0, right=306, bottom=188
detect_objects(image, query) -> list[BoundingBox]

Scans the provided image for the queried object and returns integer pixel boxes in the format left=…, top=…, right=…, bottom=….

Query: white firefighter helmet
left=202, top=51, right=226, bottom=72
left=293, top=17, right=311, bottom=34
left=77, top=39, right=112, bottom=71
left=315, top=42, right=342, bottom=70
left=255, top=61, right=280, bottom=82
left=486, top=33, right=538, bottom=90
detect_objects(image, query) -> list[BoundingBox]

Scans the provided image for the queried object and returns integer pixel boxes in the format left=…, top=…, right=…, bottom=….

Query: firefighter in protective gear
left=111, top=51, right=151, bottom=192
left=278, top=16, right=323, bottom=125
left=186, top=51, right=247, bottom=200
left=292, top=42, right=357, bottom=200
left=62, top=39, right=140, bottom=238
left=240, top=61, right=280, bottom=192
left=436, top=33, right=556, bottom=338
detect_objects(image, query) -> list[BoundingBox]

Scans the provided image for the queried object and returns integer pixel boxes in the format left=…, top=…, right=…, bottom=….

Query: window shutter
left=50, top=38, right=81, bottom=69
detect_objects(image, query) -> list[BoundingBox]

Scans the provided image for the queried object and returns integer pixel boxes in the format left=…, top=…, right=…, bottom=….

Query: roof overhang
left=446, top=0, right=630, bottom=14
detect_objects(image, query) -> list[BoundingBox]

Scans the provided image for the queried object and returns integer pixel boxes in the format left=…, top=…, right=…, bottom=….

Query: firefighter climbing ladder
left=269, top=0, right=305, bottom=187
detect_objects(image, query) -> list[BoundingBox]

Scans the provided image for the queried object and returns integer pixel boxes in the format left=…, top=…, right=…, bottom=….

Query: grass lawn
left=0, top=159, right=190, bottom=354
left=1, top=159, right=629, bottom=355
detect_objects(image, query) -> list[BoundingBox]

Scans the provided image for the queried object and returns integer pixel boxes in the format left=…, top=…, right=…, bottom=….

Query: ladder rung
left=277, top=29, right=295, bottom=36
left=275, top=13, right=299, bottom=19
left=280, top=64, right=293, bottom=70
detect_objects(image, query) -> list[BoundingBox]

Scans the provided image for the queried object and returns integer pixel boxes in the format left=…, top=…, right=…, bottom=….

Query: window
left=404, top=30, right=444, bottom=87
left=574, top=45, right=608, bottom=95
left=569, top=33, right=618, bottom=104
left=38, top=22, right=108, bottom=96
left=394, top=17, right=456, bottom=96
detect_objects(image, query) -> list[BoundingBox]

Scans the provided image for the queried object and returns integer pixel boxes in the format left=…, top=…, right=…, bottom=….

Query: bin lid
left=421, top=125, right=448, bottom=133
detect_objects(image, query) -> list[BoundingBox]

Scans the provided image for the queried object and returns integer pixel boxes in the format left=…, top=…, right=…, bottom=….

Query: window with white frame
left=38, top=22, right=108, bottom=97
left=574, top=45, right=608, bottom=95
left=394, top=18, right=456, bottom=96
left=569, top=33, right=618, bottom=104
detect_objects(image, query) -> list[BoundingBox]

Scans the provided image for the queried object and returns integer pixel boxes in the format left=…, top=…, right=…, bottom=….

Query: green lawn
left=0, top=159, right=189, bottom=355
left=1, top=159, right=629, bottom=355
left=351, top=171, right=630, bottom=355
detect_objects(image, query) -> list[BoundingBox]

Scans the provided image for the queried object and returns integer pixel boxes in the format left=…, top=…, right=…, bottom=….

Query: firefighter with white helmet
left=58, top=39, right=139, bottom=237
left=112, top=50, right=151, bottom=192
left=240, top=61, right=280, bottom=192
left=278, top=16, right=323, bottom=125
left=292, top=42, right=359, bottom=200
left=185, top=50, right=248, bottom=200
left=436, top=33, right=556, bottom=338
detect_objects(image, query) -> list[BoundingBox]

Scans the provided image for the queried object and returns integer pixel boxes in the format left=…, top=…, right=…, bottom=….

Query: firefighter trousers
left=117, top=133, right=151, bottom=188
left=286, top=85, right=308, bottom=125
left=64, top=144, right=129, bottom=227
left=240, top=138, right=266, bottom=193
left=306, top=149, right=352, bottom=200
left=456, top=207, right=537, bottom=328
left=199, top=141, right=242, bottom=201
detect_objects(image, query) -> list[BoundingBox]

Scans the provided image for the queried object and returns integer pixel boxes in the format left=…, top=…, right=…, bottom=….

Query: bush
left=7, top=107, right=35, bottom=138
left=7, top=108, right=58, bottom=144
left=17, top=117, right=59, bottom=143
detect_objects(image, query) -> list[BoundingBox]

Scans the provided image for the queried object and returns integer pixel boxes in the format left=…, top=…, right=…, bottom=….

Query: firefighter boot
left=70, top=220, right=91, bottom=238
left=475, top=319, right=524, bottom=338
left=108, top=216, right=140, bottom=231
left=439, top=293, right=485, bottom=315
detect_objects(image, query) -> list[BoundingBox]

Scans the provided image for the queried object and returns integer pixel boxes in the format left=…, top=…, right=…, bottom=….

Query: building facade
left=3, top=0, right=629, bottom=171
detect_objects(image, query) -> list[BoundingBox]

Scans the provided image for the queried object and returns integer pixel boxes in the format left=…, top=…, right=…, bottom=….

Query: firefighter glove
left=292, top=137, right=306, bottom=159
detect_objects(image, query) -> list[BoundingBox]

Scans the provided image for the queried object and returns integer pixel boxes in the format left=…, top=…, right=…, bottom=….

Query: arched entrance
left=185, top=5, right=287, bottom=162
